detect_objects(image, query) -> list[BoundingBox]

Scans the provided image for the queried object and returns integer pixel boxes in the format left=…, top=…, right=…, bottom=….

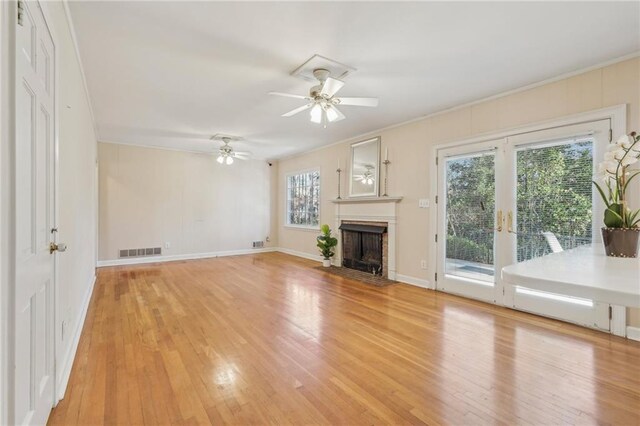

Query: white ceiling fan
left=211, top=135, right=251, bottom=165
left=269, top=68, right=379, bottom=127
left=354, top=165, right=376, bottom=185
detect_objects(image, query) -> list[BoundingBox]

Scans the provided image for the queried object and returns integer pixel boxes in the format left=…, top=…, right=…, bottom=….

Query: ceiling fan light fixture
left=325, top=105, right=339, bottom=122
left=217, top=155, right=224, bottom=164
left=310, top=104, right=323, bottom=124
left=270, top=68, right=377, bottom=127
left=225, top=156, right=234, bottom=165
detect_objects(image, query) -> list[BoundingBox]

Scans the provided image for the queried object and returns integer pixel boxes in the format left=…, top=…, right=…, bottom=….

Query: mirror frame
left=349, top=137, right=380, bottom=198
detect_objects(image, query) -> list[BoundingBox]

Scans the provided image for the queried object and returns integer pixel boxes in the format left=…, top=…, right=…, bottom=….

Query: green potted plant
left=317, top=224, right=338, bottom=267
left=593, top=131, right=640, bottom=257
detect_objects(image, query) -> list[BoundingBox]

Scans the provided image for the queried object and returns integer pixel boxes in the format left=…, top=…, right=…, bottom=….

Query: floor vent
left=252, top=241, right=264, bottom=248
left=119, top=247, right=162, bottom=258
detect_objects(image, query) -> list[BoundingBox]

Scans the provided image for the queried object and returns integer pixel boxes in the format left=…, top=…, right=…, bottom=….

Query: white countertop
left=502, top=245, right=640, bottom=308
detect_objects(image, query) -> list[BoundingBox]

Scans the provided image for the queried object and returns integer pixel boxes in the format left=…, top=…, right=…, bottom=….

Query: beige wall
left=277, top=58, right=640, bottom=324
left=98, top=143, right=276, bottom=261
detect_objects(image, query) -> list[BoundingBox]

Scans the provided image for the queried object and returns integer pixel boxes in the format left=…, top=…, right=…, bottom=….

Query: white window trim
left=284, top=168, right=321, bottom=230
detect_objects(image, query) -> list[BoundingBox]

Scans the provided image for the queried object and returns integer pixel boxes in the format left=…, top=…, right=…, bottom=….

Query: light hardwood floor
left=49, top=252, right=640, bottom=425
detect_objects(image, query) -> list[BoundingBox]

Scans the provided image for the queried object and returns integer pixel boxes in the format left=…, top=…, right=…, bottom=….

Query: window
left=515, top=139, right=593, bottom=262
left=286, top=169, right=320, bottom=228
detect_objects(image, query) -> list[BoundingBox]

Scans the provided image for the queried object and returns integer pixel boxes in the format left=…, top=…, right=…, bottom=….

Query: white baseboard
left=56, top=274, right=96, bottom=402
left=627, top=326, right=640, bottom=342
left=395, top=273, right=432, bottom=289
left=96, top=247, right=277, bottom=267
left=276, top=247, right=323, bottom=263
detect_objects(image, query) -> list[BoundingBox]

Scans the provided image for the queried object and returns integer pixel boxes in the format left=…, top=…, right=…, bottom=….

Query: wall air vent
left=252, top=241, right=264, bottom=248
left=119, top=247, right=162, bottom=258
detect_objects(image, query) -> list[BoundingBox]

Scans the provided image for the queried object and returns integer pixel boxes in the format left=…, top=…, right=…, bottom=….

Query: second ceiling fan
left=269, top=68, right=378, bottom=127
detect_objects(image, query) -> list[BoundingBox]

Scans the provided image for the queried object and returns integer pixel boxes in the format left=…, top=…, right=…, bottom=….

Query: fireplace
left=339, top=223, right=387, bottom=275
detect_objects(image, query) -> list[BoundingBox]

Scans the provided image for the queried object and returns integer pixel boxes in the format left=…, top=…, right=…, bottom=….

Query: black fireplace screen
left=339, top=224, right=387, bottom=274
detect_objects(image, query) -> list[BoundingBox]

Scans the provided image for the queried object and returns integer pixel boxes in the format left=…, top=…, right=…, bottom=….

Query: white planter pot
left=322, top=259, right=332, bottom=267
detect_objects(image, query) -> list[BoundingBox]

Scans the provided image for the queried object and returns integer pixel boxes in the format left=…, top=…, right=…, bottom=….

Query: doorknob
left=49, top=242, right=67, bottom=254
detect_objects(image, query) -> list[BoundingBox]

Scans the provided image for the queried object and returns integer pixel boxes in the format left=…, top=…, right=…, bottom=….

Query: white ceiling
left=69, top=1, right=640, bottom=159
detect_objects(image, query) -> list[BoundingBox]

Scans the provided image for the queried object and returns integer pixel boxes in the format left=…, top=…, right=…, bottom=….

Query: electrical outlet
left=165, top=242, right=171, bottom=249
left=266, top=236, right=270, bottom=242
left=420, top=260, right=428, bottom=269
left=419, top=199, right=430, bottom=208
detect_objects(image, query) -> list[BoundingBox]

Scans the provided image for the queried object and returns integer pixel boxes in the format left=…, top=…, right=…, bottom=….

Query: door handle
left=507, top=211, right=516, bottom=234
left=49, top=242, right=67, bottom=254
left=496, top=210, right=503, bottom=232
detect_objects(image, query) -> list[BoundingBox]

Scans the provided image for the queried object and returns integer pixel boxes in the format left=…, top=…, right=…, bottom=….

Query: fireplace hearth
left=339, top=223, right=387, bottom=275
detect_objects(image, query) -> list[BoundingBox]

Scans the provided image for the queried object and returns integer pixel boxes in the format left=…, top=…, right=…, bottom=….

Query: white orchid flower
left=617, top=134, right=633, bottom=149
left=604, top=150, right=625, bottom=162
left=595, top=166, right=614, bottom=182
left=605, top=160, right=618, bottom=170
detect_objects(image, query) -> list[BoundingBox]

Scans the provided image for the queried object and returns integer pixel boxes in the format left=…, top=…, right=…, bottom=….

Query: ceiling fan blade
left=233, top=151, right=251, bottom=158
left=320, top=77, right=345, bottom=98
left=282, top=103, right=313, bottom=117
left=335, top=97, right=379, bottom=107
left=269, top=92, right=310, bottom=100
left=326, top=105, right=346, bottom=122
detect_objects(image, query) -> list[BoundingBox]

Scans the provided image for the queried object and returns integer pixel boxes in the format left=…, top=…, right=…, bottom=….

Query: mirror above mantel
left=349, top=137, right=380, bottom=197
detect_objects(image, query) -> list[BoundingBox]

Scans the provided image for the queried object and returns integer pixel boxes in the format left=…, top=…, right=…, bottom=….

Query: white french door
left=436, top=138, right=508, bottom=303
left=436, top=119, right=612, bottom=329
left=502, top=120, right=611, bottom=330
left=14, top=1, right=57, bottom=424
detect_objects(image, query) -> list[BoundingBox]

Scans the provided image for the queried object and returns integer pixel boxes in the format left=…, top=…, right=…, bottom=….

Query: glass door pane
left=445, top=152, right=496, bottom=282
left=515, top=139, right=593, bottom=262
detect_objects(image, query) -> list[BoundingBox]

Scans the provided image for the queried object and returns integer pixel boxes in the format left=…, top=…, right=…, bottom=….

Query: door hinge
left=609, top=305, right=613, bottom=320
left=435, top=156, right=439, bottom=166
left=17, top=1, right=24, bottom=26
left=435, top=195, right=438, bottom=204
left=609, top=128, right=613, bottom=143
left=435, top=234, right=438, bottom=243
left=434, top=272, right=437, bottom=282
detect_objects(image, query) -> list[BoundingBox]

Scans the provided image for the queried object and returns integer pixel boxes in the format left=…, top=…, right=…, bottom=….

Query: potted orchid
left=593, top=131, right=640, bottom=257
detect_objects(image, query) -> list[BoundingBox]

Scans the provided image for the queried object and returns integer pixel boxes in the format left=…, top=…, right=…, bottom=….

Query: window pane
left=286, top=170, right=321, bottom=227
left=445, top=153, right=496, bottom=283
left=516, top=140, right=593, bottom=262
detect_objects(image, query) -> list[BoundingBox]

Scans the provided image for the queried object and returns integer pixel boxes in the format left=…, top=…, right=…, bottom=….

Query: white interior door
left=15, top=1, right=56, bottom=424
left=503, top=120, right=611, bottom=330
left=436, top=139, right=508, bottom=303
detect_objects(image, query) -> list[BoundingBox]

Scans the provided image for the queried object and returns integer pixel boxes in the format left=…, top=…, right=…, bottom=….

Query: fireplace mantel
left=333, top=196, right=400, bottom=280
left=332, top=196, right=403, bottom=204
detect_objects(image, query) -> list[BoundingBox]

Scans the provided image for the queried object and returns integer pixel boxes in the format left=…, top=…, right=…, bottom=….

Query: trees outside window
left=446, top=141, right=593, bottom=265
left=286, top=170, right=320, bottom=228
